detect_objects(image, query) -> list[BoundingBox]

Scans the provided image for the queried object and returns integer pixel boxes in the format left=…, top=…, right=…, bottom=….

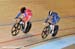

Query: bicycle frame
left=18, top=18, right=25, bottom=30
left=41, top=22, right=59, bottom=39
left=11, top=18, right=32, bottom=36
left=47, top=22, right=52, bottom=32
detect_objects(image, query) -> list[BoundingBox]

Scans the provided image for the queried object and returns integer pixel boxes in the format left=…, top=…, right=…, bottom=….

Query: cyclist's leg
left=22, top=16, right=31, bottom=32
left=50, top=19, right=56, bottom=34
left=22, top=17, right=28, bottom=32
left=24, top=21, right=27, bottom=32
left=50, top=25, right=55, bottom=34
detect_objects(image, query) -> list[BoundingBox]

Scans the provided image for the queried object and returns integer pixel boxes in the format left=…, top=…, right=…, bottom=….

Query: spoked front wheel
left=41, top=26, right=50, bottom=39
left=11, top=23, right=21, bottom=36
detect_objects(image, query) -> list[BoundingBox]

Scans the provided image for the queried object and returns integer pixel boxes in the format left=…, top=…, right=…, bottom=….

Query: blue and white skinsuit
left=45, top=12, right=60, bottom=24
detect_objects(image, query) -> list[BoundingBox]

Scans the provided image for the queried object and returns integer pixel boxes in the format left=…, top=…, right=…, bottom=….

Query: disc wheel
left=52, top=25, right=59, bottom=37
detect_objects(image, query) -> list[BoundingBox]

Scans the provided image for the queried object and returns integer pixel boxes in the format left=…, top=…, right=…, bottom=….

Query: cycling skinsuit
left=45, top=12, right=60, bottom=24
left=15, top=9, right=32, bottom=22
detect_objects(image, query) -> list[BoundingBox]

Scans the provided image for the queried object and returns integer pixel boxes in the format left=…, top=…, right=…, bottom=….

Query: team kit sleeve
left=45, top=15, right=50, bottom=23
left=15, top=12, right=21, bottom=18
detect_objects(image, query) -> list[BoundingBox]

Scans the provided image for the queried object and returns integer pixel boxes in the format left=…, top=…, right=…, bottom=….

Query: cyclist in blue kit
left=44, top=10, right=60, bottom=34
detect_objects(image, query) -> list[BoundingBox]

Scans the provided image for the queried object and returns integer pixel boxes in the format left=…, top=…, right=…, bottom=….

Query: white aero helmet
left=49, top=10, right=52, bottom=16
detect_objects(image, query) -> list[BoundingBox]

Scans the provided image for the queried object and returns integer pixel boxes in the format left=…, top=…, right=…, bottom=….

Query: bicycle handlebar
left=47, top=22, right=51, bottom=25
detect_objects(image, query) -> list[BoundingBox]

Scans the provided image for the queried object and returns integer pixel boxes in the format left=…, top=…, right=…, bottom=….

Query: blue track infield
left=31, top=35, right=75, bottom=49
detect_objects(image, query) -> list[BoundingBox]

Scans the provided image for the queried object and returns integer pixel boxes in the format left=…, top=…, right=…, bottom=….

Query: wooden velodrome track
left=0, top=0, right=75, bottom=49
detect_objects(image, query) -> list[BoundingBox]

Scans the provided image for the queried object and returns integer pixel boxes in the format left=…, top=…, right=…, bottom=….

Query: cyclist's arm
left=15, top=12, right=21, bottom=19
left=45, top=15, right=51, bottom=23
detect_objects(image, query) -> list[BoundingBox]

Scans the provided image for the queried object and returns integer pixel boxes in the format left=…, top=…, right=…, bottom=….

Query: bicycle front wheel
left=11, top=23, right=21, bottom=36
left=41, top=26, right=49, bottom=39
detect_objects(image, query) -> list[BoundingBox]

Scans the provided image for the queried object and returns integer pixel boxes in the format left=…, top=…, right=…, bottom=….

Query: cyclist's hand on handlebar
left=14, top=18, right=20, bottom=23
left=43, top=23, right=46, bottom=25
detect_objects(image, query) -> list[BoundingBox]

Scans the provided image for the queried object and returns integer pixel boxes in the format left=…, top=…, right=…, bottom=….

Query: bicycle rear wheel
left=52, top=25, right=59, bottom=37
left=23, top=21, right=32, bottom=33
left=41, top=26, right=50, bottom=39
left=11, top=23, right=21, bottom=36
